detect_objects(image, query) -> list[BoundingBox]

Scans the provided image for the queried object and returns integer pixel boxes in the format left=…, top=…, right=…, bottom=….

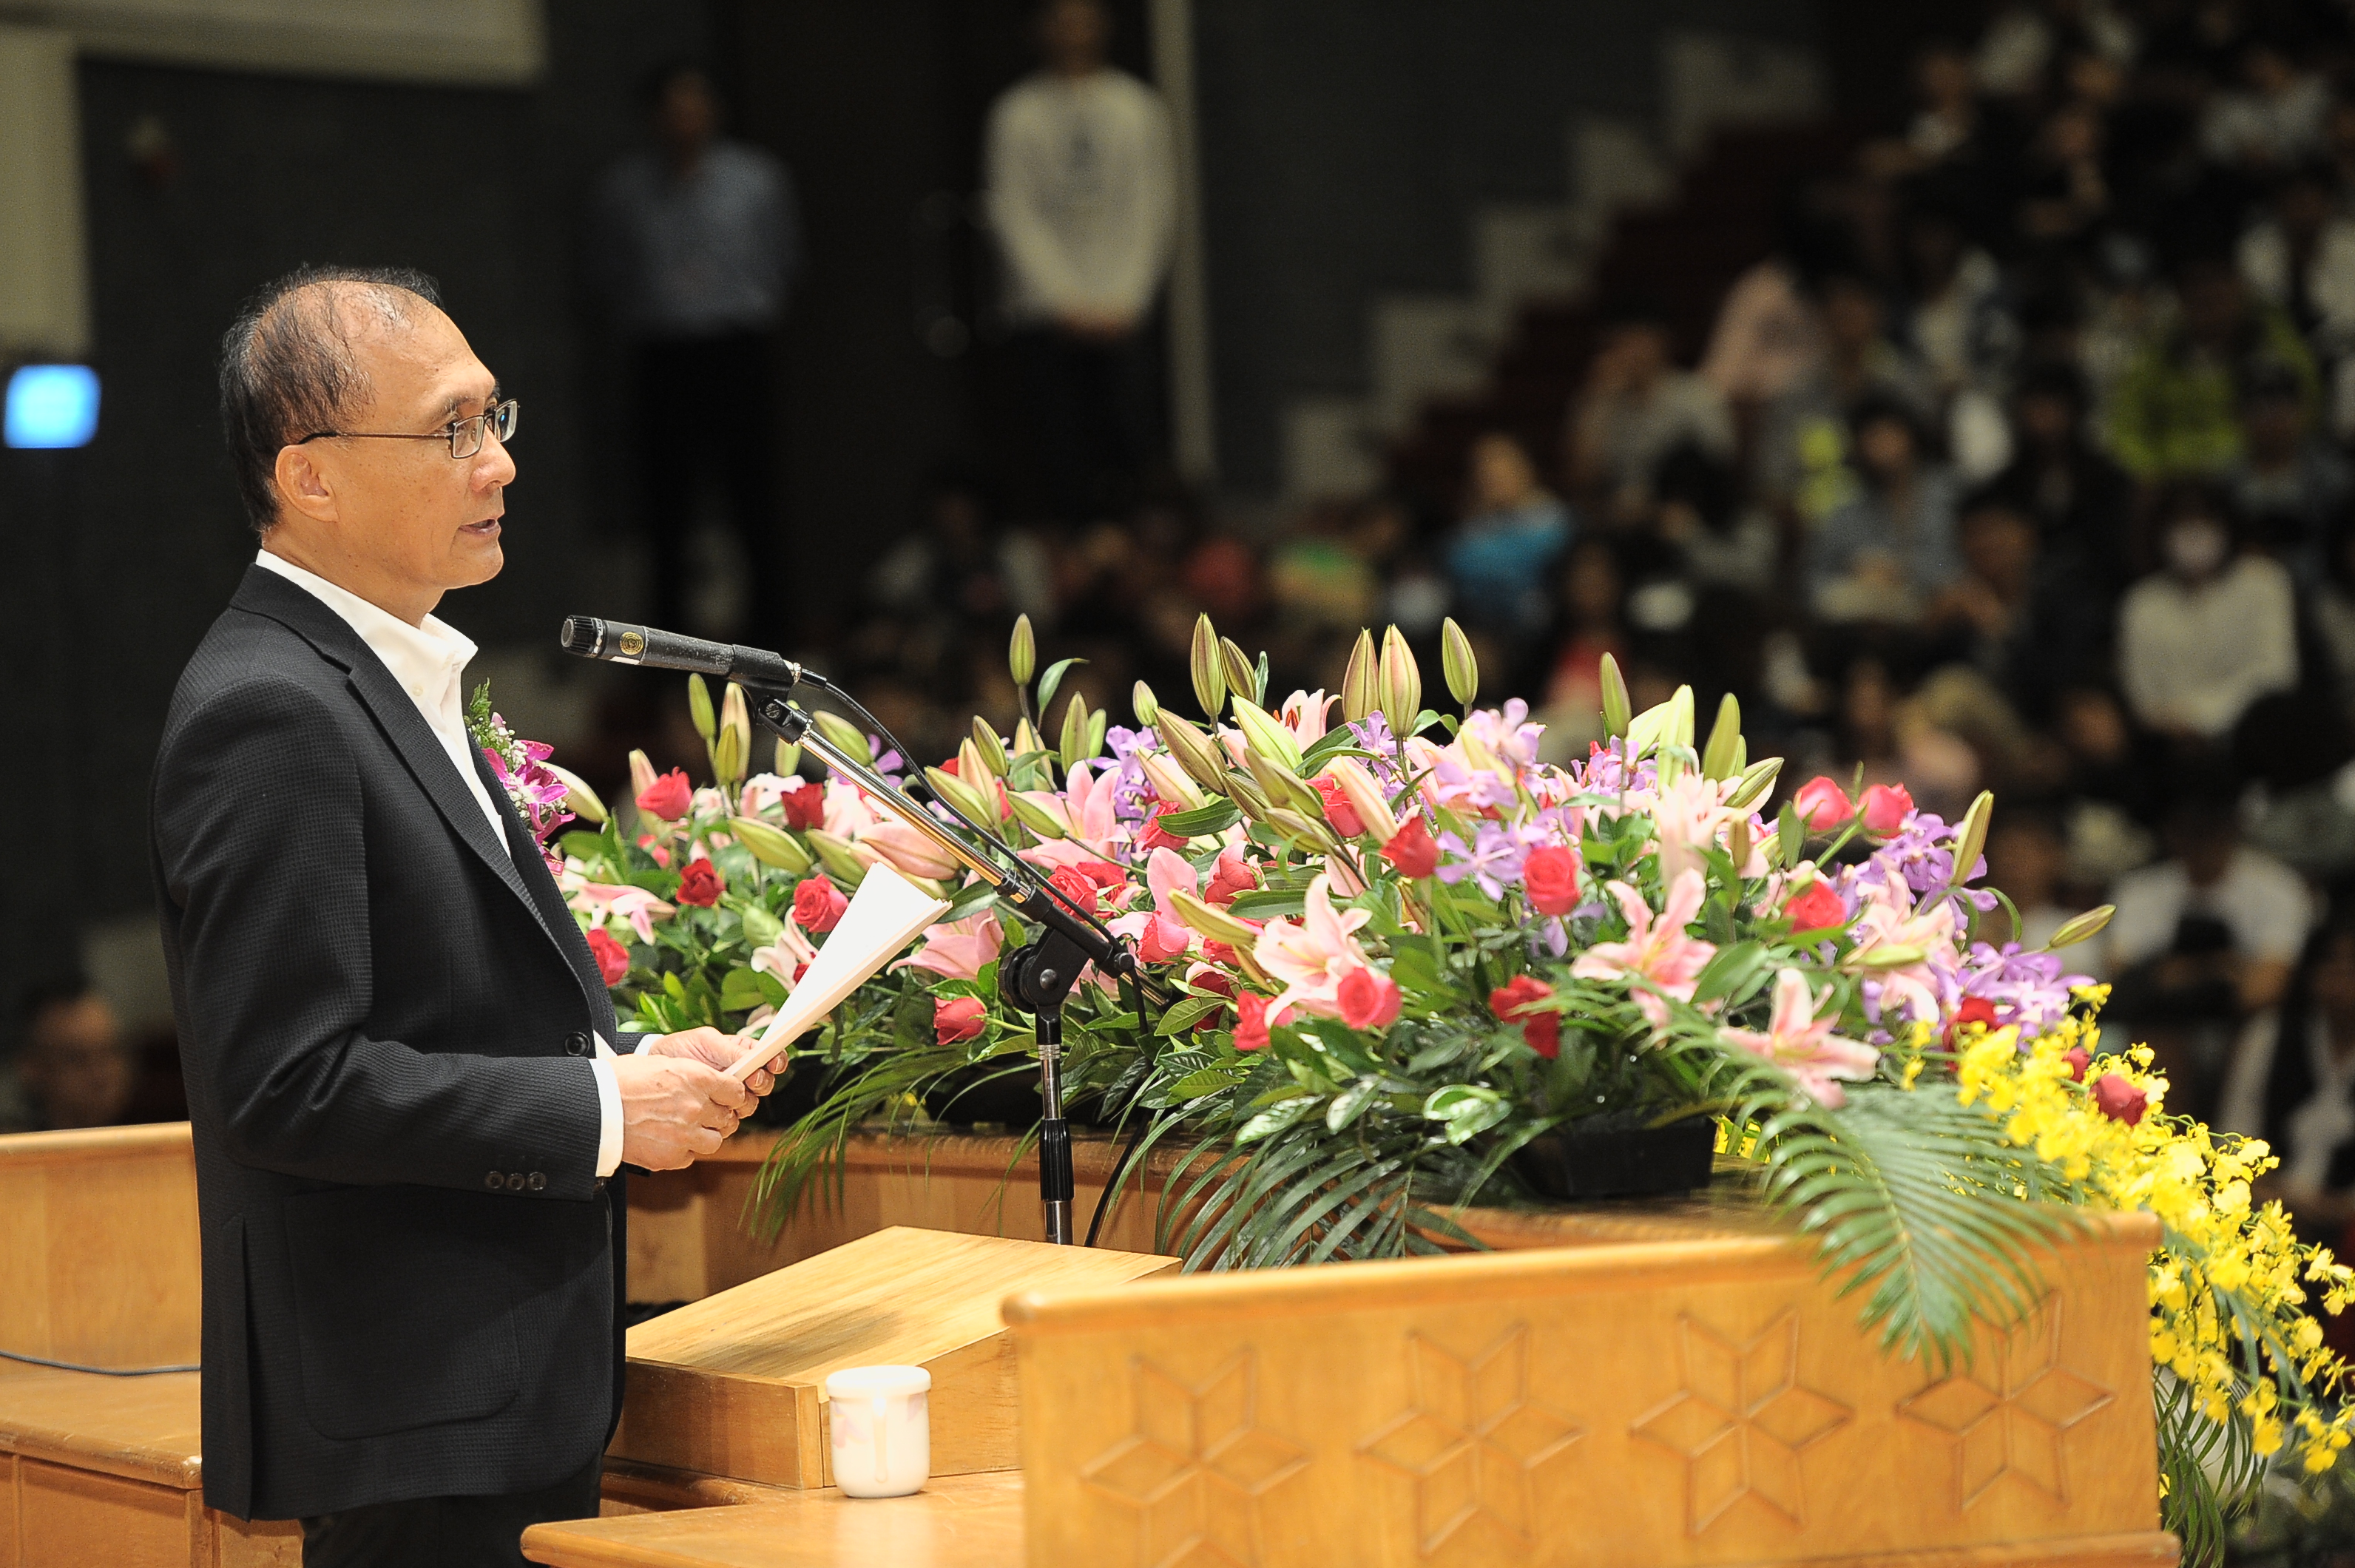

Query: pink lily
left=1722, top=968, right=1880, bottom=1107
left=1842, top=878, right=1961, bottom=1024
left=750, top=918, right=820, bottom=988
left=1274, top=689, right=1337, bottom=748
left=893, top=911, right=1005, bottom=981
left=1570, top=868, right=1717, bottom=1027
left=1649, top=770, right=1744, bottom=884
left=1106, top=847, right=1204, bottom=961
left=1253, top=873, right=1378, bottom=1025
left=564, top=873, right=677, bottom=944
left=1011, top=759, right=1124, bottom=859
left=822, top=778, right=880, bottom=838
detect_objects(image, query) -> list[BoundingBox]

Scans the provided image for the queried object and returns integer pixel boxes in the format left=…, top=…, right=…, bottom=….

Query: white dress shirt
left=255, top=550, right=637, bottom=1176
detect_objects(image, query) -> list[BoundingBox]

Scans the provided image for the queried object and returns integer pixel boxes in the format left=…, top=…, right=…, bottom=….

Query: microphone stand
left=743, top=687, right=1140, bottom=1246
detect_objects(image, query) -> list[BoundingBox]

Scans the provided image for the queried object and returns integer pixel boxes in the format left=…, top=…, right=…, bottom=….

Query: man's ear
left=274, top=445, right=339, bottom=525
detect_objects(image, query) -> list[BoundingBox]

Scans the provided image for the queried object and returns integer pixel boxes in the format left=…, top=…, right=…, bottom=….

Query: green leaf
left=1035, top=657, right=1086, bottom=716
left=1156, top=995, right=1227, bottom=1035
left=1236, top=1096, right=1317, bottom=1146
left=939, top=880, right=1000, bottom=925
left=1326, top=1078, right=1380, bottom=1134
left=739, top=902, right=783, bottom=948
left=1228, top=888, right=1307, bottom=919
left=1158, top=800, right=1242, bottom=838
left=1422, top=1084, right=1509, bottom=1144
left=719, top=967, right=770, bottom=1012
left=1692, top=941, right=1772, bottom=1006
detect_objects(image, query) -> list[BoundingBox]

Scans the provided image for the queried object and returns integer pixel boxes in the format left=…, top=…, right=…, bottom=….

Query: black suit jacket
left=150, top=565, right=626, bottom=1521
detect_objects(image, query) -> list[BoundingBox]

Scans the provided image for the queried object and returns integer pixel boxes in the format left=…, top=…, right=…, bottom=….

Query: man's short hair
left=217, top=264, right=442, bottom=535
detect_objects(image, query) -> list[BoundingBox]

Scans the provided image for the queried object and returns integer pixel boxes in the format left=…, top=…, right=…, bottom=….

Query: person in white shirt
left=2116, top=487, right=2299, bottom=743
left=985, top=0, right=1175, bottom=522
left=2218, top=910, right=2355, bottom=1241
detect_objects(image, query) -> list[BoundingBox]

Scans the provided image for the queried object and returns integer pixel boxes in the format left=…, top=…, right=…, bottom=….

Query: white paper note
left=726, top=862, right=953, bottom=1080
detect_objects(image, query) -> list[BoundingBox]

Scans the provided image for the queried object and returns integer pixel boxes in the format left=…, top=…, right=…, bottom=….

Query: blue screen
left=4, top=365, right=100, bottom=449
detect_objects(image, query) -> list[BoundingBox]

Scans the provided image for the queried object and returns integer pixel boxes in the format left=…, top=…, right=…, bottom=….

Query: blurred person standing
left=2117, top=484, right=2299, bottom=743
left=593, top=64, right=802, bottom=641
left=0, top=978, right=134, bottom=1133
left=987, top=0, right=1176, bottom=524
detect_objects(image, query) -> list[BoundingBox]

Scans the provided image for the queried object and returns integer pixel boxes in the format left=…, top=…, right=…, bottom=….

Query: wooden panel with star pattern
left=1004, top=1210, right=2172, bottom=1568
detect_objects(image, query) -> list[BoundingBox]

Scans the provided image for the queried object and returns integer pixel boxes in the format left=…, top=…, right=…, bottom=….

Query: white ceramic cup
left=825, top=1365, right=931, bottom=1498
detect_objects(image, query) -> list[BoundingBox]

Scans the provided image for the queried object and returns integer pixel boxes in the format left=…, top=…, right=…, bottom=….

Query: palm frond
left=1746, top=1081, right=2078, bottom=1370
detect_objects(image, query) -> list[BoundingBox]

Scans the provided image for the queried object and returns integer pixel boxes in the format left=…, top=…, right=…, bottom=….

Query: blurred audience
left=2220, top=904, right=2355, bottom=1242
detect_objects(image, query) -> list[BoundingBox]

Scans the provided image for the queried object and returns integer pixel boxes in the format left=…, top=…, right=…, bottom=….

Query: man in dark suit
left=152, top=265, right=784, bottom=1565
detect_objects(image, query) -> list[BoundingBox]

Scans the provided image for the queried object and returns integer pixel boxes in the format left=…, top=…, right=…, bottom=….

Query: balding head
left=219, top=265, right=443, bottom=534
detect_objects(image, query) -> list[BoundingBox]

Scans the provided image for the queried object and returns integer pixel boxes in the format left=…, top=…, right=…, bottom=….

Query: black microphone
left=558, top=615, right=803, bottom=690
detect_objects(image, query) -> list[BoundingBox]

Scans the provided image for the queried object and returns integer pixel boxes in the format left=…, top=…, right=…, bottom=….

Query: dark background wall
left=1192, top=0, right=1822, bottom=493
left=0, top=0, right=1834, bottom=1049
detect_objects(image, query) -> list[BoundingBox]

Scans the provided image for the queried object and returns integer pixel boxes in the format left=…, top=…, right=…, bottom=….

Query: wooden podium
left=609, top=1227, right=1178, bottom=1492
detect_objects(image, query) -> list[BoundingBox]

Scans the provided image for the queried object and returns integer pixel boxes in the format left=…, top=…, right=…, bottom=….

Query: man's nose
left=477, top=431, right=517, bottom=488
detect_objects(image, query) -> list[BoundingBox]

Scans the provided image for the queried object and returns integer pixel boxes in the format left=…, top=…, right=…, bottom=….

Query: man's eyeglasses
left=299, top=399, right=519, bottom=460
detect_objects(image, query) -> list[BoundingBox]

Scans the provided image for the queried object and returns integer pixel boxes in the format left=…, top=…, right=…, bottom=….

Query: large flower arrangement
left=522, top=619, right=2353, bottom=1558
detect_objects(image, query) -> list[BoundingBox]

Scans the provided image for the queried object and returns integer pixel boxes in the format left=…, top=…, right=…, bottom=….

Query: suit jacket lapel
left=341, top=654, right=540, bottom=909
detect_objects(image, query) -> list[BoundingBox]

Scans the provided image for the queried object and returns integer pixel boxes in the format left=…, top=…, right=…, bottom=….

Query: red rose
left=2092, top=1072, right=2148, bottom=1126
left=1943, top=994, right=2000, bottom=1047
left=935, top=996, right=988, bottom=1045
left=1783, top=882, right=1848, bottom=934
left=1521, top=845, right=1583, bottom=916
left=1048, top=865, right=1101, bottom=916
left=781, top=781, right=826, bottom=831
left=1313, top=776, right=1365, bottom=838
left=1791, top=776, right=1852, bottom=831
left=637, top=767, right=692, bottom=820
left=793, top=874, right=847, bottom=933
left=1234, top=992, right=1271, bottom=1051
left=675, top=857, right=723, bottom=908
left=1859, top=783, right=1915, bottom=837
left=937, top=755, right=960, bottom=776
left=1490, top=974, right=1560, bottom=1058
left=1382, top=815, right=1440, bottom=879
left=1139, top=805, right=1188, bottom=852
left=586, top=927, right=631, bottom=986
left=1337, top=967, right=1402, bottom=1030
left=2063, top=1046, right=2092, bottom=1082
left=1205, top=852, right=1257, bottom=906
left=1074, top=859, right=1129, bottom=890
left=1188, top=967, right=1235, bottom=998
